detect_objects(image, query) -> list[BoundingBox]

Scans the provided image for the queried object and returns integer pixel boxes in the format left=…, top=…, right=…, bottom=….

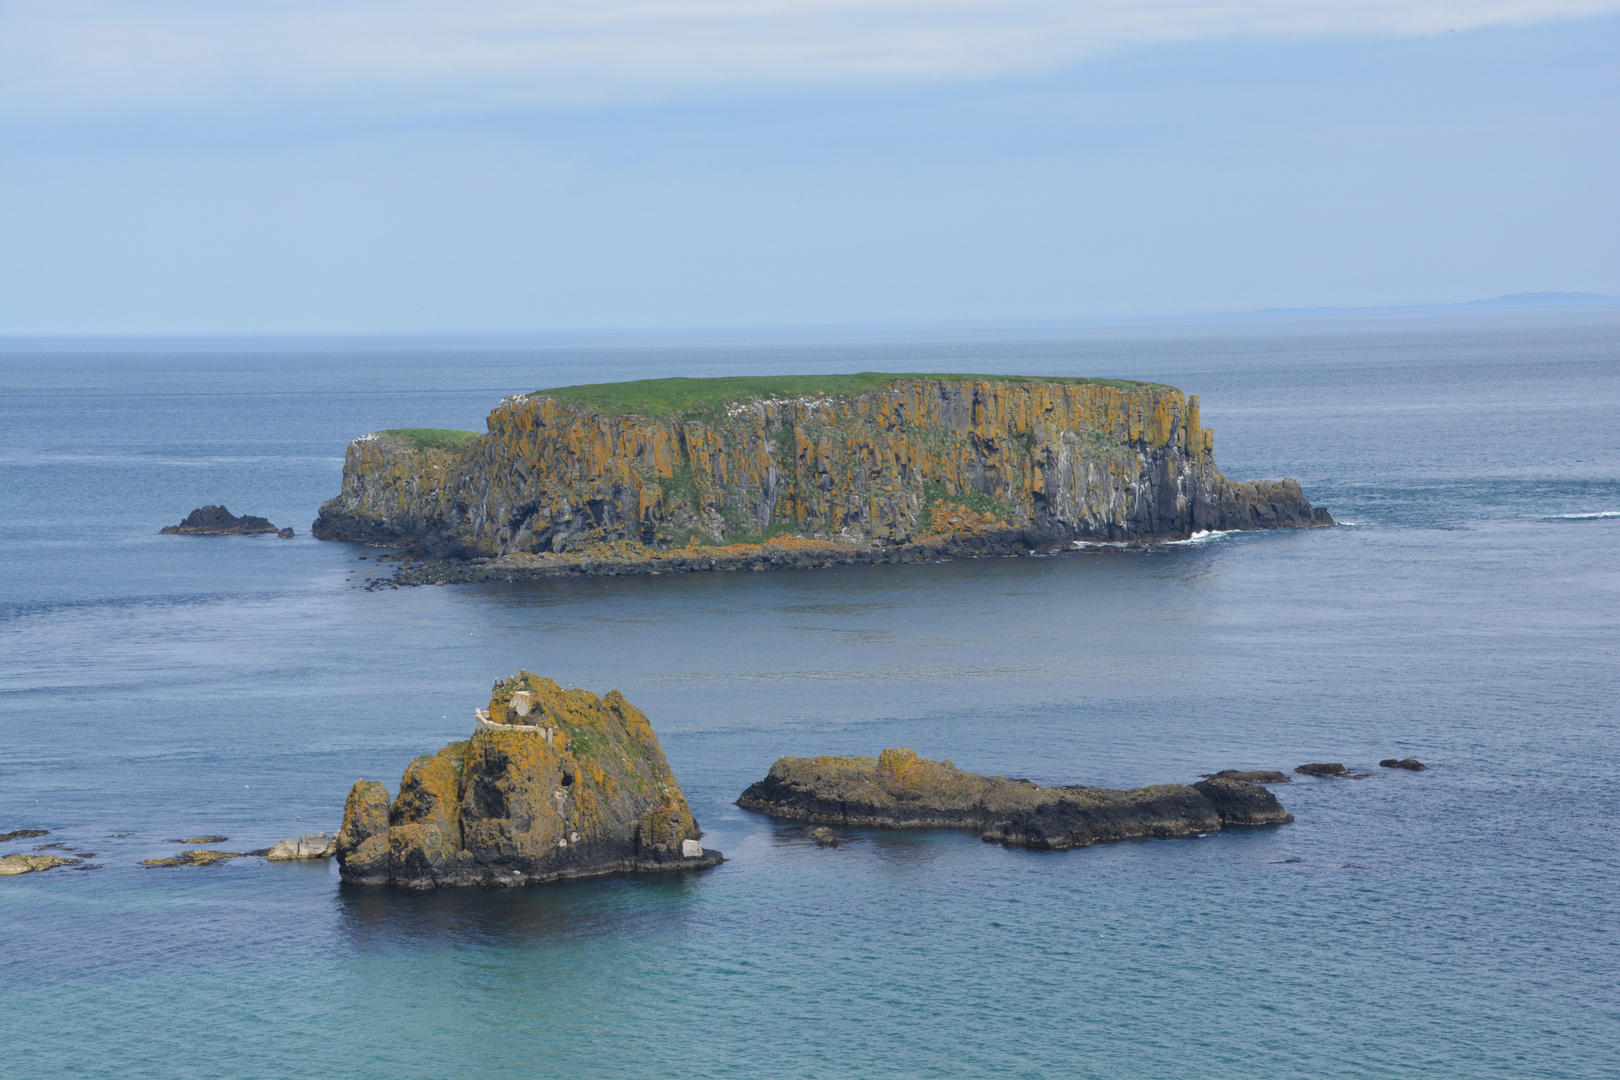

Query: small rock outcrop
left=1207, top=769, right=1291, bottom=784
left=268, top=832, right=336, bottom=860
left=1295, top=763, right=1348, bottom=777
left=161, top=506, right=282, bottom=535
left=141, top=850, right=246, bottom=867
left=0, top=829, right=49, bottom=843
left=1380, top=758, right=1427, bottom=771
left=336, top=673, right=722, bottom=889
left=0, top=853, right=80, bottom=874
left=737, top=749, right=1292, bottom=851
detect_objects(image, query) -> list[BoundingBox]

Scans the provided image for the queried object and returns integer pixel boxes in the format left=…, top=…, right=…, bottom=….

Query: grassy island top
left=535, top=372, right=1171, bottom=418
left=379, top=428, right=483, bottom=451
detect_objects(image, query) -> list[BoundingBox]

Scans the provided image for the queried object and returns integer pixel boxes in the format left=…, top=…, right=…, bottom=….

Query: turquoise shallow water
left=2, top=318, right=1618, bottom=1078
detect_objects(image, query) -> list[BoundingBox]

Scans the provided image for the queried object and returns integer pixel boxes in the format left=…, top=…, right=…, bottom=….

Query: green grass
left=380, top=428, right=482, bottom=452
left=534, top=372, right=1169, bottom=418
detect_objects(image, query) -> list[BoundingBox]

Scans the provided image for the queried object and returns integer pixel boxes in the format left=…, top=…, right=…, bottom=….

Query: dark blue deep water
left=2, top=317, right=1617, bottom=1079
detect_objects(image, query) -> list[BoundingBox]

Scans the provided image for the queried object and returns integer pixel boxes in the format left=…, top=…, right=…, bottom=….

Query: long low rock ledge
left=737, top=749, right=1293, bottom=850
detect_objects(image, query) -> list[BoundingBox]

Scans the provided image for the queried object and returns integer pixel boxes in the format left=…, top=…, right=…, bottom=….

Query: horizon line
left=3, top=291, right=1617, bottom=344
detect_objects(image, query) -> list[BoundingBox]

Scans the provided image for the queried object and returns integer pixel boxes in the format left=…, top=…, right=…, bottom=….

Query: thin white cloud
left=3, top=0, right=1616, bottom=117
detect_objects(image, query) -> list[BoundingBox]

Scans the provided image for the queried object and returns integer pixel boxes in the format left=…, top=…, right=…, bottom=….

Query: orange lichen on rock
left=923, top=503, right=1005, bottom=535
left=738, top=752, right=1294, bottom=850
left=876, top=748, right=928, bottom=795
left=336, top=673, right=719, bottom=889
left=315, top=376, right=1332, bottom=575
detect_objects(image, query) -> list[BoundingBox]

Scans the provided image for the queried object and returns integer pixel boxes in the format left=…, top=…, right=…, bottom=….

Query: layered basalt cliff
left=314, top=375, right=1330, bottom=576
left=737, top=749, right=1292, bottom=850
left=336, top=673, right=721, bottom=889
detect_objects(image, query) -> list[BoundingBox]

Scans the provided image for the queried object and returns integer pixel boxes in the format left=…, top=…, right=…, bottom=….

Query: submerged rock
left=1380, top=758, right=1427, bottom=771
left=0, top=853, right=81, bottom=874
left=1295, top=763, right=1348, bottom=777
left=737, top=749, right=1292, bottom=851
left=806, top=827, right=843, bottom=847
left=0, top=829, right=49, bottom=843
left=1207, top=769, right=1291, bottom=784
left=172, top=835, right=230, bottom=844
left=141, top=850, right=245, bottom=867
left=161, top=506, right=280, bottom=535
left=268, top=832, right=336, bottom=860
left=336, top=672, right=722, bottom=889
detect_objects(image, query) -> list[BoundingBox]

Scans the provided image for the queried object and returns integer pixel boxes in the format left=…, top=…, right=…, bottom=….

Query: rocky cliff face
left=737, top=749, right=1293, bottom=850
left=336, top=673, right=721, bottom=889
left=314, top=376, right=1331, bottom=564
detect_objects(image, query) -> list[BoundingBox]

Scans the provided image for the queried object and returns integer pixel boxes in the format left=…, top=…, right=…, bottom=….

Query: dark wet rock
left=0, top=853, right=81, bottom=874
left=806, top=827, right=842, bottom=847
left=268, top=832, right=336, bottom=860
left=277, top=527, right=295, bottom=538
left=1380, top=758, right=1427, bottom=771
left=739, top=749, right=1292, bottom=851
left=1295, top=763, right=1348, bottom=777
left=174, top=835, right=229, bottom=844
left=33, top=842, right=66, bottom=851
left=1207, top=769, right=1291, bottom=784
left=161, top=506, right=279, bottom=535
left=1191, top=778, right=1296, bottom=825
left=0, top=829, right=49, bottom=843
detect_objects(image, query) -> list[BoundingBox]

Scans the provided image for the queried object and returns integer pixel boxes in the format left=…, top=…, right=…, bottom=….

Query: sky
left=1, top=1, right=1616, bottom=334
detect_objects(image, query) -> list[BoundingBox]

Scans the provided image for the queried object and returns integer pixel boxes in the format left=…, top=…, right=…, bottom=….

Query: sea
left=2, top=314, right=1617, bottom=1079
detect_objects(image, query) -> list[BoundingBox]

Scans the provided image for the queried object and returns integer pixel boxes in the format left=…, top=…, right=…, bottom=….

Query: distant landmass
left=1229, top=291, right=1620, bottom=321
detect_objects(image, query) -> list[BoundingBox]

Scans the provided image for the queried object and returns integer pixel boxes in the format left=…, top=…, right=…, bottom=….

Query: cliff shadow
left=333, top=868, right=716, bottom=953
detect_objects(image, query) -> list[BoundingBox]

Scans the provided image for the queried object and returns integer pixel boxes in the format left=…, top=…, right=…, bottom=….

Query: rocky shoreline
left=737, top=749, right=1293, bottom=851
left=354, top=529, right=1263, bottom=588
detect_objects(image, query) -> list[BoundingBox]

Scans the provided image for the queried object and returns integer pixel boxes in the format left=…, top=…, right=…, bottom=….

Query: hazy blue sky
left=2, top=2, right=1616, bottom=334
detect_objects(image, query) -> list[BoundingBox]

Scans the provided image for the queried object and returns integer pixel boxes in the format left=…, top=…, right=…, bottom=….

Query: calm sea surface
left=2, top=317, right=1617, bottom=1079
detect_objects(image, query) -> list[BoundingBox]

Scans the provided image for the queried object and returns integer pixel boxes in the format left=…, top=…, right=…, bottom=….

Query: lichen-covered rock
left=738, top=749, right=1292, bottom=851
left=314, top=376, right=1331, bottom=574
left=336, top=673, right=722, bottom=889
left=1208, top=769, right=1291, bottom=784
left=141, top=850, right=244, bottom=868
left=0, top=853, right=81, bottom=874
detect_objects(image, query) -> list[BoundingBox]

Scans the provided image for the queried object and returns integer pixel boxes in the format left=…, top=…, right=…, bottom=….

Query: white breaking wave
left=1543, top=511, right=1620, bottom=520
left=1165, top=529, right=1238, bottom=545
